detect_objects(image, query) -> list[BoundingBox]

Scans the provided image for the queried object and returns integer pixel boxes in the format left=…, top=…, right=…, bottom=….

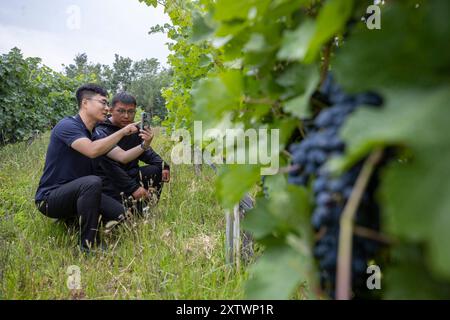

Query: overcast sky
left=0, top=0, right=171, bottom=72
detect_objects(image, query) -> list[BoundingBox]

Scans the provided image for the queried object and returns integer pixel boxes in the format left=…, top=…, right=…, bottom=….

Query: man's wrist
left=140, top=141, right=150, bottom=151
left=132, top=186, right=141, bottom=195
left=119, top=127, right=127, bottom=137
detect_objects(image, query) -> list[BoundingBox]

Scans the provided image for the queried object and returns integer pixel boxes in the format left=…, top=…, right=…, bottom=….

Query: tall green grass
left=0, top=130, right=247, bottom=299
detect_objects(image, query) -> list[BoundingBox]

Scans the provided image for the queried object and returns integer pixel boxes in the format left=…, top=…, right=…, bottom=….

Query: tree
left=110, top=54, right=134, bottom=93
left=129, top=59, right=172, bottom=119
left=63, top=53, right=172, bottom=119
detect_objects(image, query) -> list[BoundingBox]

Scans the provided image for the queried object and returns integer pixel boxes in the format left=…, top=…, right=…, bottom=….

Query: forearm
left=90, top=130, right=125, bottom=158
left=108, top=145, right=144, bottom=164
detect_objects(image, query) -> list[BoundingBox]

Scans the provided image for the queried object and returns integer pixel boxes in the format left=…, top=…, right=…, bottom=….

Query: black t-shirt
left=35, top=114, right=98, bottom=201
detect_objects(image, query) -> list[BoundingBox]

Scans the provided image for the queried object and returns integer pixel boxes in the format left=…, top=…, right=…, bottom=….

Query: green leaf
left=192, top=70, right=243, bottom=126
left=213, top=0, right=271, bottom=22
left=191, top=11, right=216, bottom=43
left=216, top=164, right=260, bottom=209
left=263, top=174, right=287, bottom=196
left=278, top=64, right=320, bottom=118
left=245, top=244, right=309, bottom=299
left=277, top=19, right=316, bottom=61
left=333, top=0, right=450, bottom=92
left=384, top=245, right=450, bottom=299
left=243, top=185, right=310, bottom=240
left=303, top=0, right=354, bottom=63
left=198, top=54, right=213, bottom=68
left=138, top=0, right=158, bottom=8
left=277, top=0, right=354, bottom=63
left=243, top=33, right=267, bottom=53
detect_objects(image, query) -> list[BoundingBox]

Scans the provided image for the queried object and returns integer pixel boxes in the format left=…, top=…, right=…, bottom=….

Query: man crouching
left=94, top=92, right=170, bottom=212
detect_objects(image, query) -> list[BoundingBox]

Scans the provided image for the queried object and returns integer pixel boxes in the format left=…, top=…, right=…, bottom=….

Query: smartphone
left=140, top=112, right=151, bottom=130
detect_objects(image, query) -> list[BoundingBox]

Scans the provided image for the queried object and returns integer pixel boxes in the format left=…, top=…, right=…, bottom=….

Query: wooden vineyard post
left=233, top=204, right=241, bottom=270
left=225, top=194, right=254, bottom=268
left=225, top=208, right=234, bottom=265
left=203, top=161, right=254, bottom=268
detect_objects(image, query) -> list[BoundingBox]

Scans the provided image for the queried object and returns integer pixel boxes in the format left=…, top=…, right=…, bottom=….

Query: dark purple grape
left=314, top=109, right=334, bottom=128
left=317, top=192, right=333, bottom=206
left=312, top=206, right=330, bottom=230
left=328, top=178, right=346, bottom=193
left=313, top=177, right=327, bottom=194
left=304, top=162, right=317, bottom=176
left=287, top=73, right=384, bottom=299
left=355, top=92, right=383, bottom=107
left=288, top=175, right=307, bottom=186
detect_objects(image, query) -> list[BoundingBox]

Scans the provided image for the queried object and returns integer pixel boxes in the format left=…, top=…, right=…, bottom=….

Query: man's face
left=110, top=102, right=137, bottom=128
left=83, top=94, right=109, bottom=122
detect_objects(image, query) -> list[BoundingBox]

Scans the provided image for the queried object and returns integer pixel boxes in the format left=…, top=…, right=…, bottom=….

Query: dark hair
left=75, top=83, right=108, bottom=108
left=111, top=92, right=137, bottom=108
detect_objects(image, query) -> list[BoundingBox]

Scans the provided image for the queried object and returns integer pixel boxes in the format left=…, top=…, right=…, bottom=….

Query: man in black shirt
left=35, top=84, right=153, bottom=252
left=94, top=92, right=170, bottom=208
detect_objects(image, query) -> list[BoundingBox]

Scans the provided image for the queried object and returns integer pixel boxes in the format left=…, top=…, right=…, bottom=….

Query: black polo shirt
left=35, top=114, right=98, bottom=201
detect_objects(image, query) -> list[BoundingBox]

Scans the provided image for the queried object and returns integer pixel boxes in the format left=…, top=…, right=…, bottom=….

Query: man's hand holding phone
left=140, top=126, right=153, bottom=150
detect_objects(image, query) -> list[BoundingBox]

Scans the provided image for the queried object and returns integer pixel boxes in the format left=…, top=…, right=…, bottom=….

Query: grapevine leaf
left=216, top=164, right=260, bottom=209
left=213, top=0, right=271, bottom=22
left=277, top=0, right=354, bottom=63
left=303, top=0, right=354, bottom=63
left=243, top=185, right=310, bottom=240
left=138, top=0, right=157, bottom=8
left=243, top=33, right=267, bottom=53
left=277, top=19, right=315, bottom=61
left=198, top=54, right=213, bottom=68
left=191, top=11, right=216, bottom=43
left=333, top=0, right=450, bottom=92
left=191, top=70, right=243, bottom=126
left=384, top=245, right=450, bottom=299
left=278, top=64, right=320, bottom=118
left=263, top=172, right=287, bottom=196
left=245, top=244, right=308, bottom=299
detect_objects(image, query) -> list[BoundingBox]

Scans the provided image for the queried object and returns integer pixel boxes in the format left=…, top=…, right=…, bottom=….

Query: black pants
left=36, top=175, right=125, bottom=249
left=106, top=165, right=164, bottom=203
left=138, top=164, right=164, bottom=199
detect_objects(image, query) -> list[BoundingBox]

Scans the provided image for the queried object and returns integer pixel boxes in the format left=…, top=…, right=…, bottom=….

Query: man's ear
left=80, top=98, right=88, bottom=110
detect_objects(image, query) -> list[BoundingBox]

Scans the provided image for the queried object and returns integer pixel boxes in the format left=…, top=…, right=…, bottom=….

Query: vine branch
left=336, top=148, right=384, bottom=300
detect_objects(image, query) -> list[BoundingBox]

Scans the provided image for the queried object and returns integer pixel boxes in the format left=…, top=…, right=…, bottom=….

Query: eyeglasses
left=116, top=109, right=137, bottom=116
left=87, top=98, right=110, bottom=107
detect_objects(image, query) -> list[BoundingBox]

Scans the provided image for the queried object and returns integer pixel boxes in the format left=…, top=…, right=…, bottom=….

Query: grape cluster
left=288, top=74, right=383, bottom=298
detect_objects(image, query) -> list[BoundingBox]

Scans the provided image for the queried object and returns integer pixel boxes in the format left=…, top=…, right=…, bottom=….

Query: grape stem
left=277, top=164, right=300, bottom=174
left=319, top=41, right=332, bottom=86
left=315, top=225, right=394, bottom=245
left=298, top=123, right=306, bottom=139
left=336, top=148, right=384, bottom=300
left=353, top=225, right=394, bottom=246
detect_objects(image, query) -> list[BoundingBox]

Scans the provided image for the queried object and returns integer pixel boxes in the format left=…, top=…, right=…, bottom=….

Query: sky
left=0, top=0, right=171, bottom=72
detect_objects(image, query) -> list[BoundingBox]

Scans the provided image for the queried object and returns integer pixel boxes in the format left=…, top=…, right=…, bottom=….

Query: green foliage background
left=0, top=48, right=89, bottom=144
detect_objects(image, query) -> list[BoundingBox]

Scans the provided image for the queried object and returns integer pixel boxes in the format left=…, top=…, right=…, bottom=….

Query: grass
left=0, top=129, right=248, bottom=299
